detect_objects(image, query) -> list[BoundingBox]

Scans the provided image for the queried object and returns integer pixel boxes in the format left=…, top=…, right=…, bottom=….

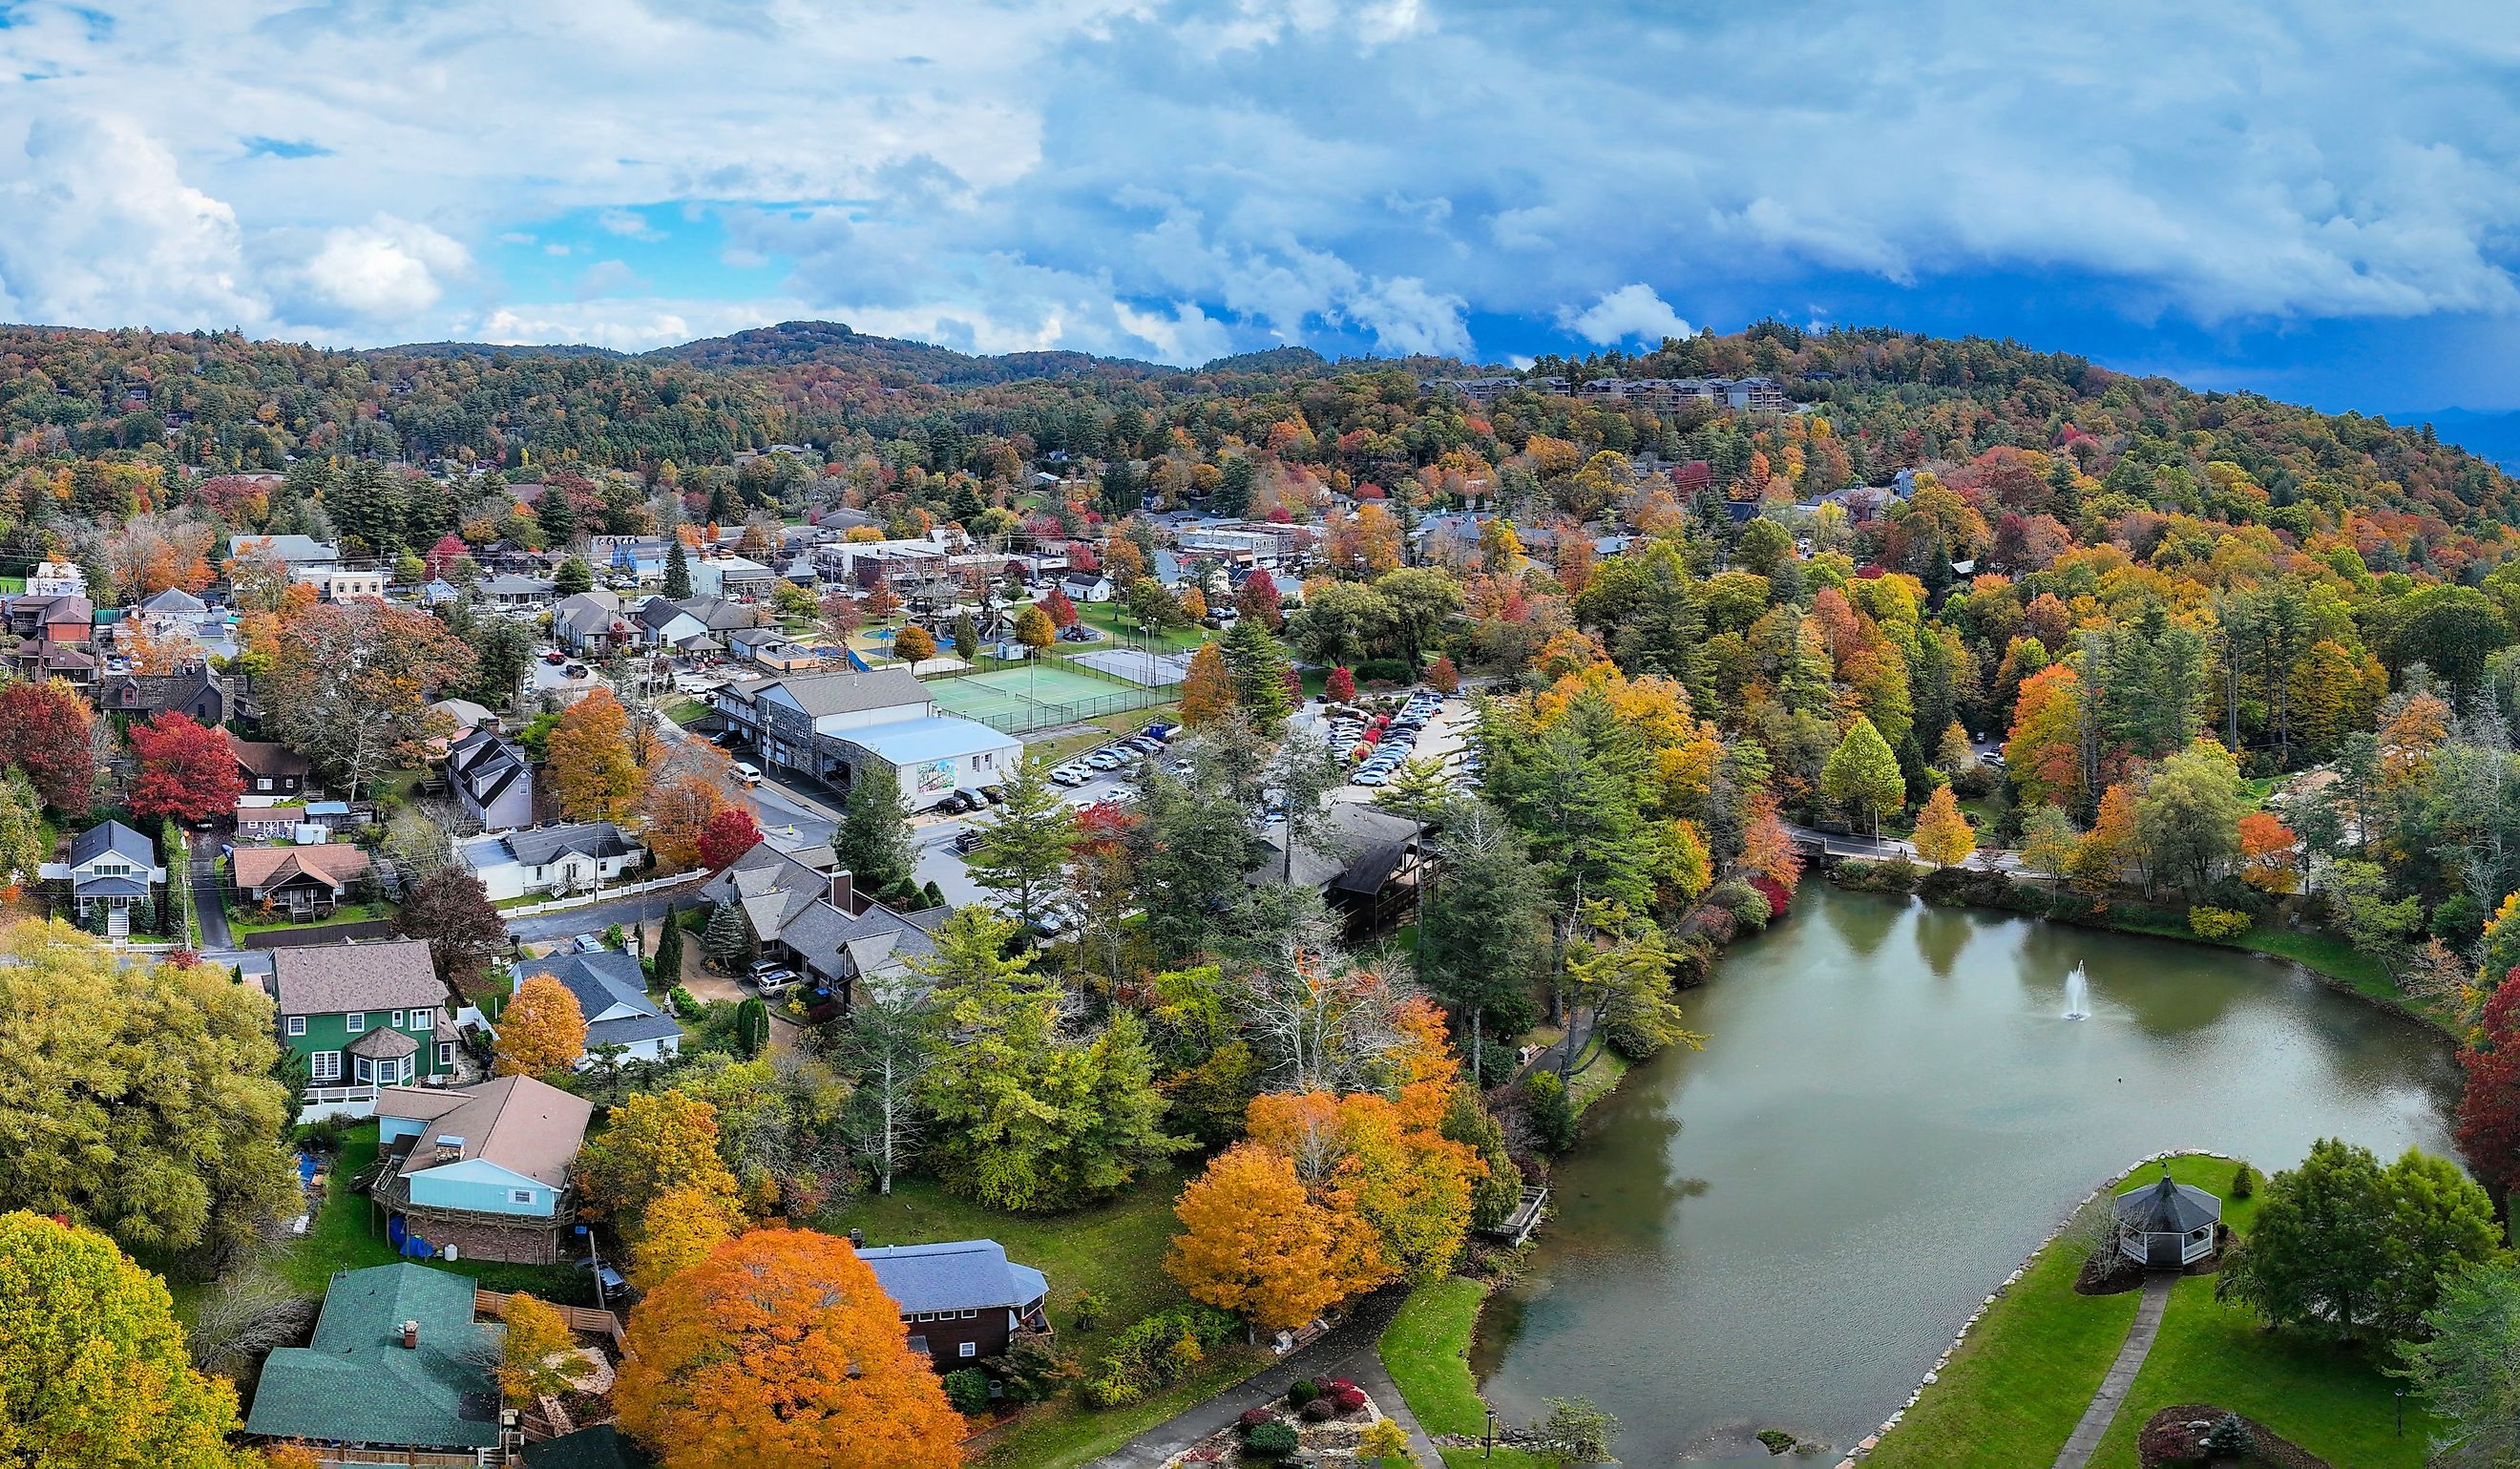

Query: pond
left=1469, top=883, right=2462, bottom=1463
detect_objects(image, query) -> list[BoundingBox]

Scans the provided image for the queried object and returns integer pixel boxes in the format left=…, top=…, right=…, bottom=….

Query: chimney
left=829, top=869, right=856, bottom=914
left=400, top=1320, right=419, bottom=1350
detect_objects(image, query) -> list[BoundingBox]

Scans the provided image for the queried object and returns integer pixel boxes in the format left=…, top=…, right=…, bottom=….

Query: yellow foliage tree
left=1178, top=642, right=1235, bottom=727
left=645, top=771, right=731, bottom=872
left=630, top=1185, right=745, bottom=1292
left=547, top=686, right=642, bottom=824
left=494, top=976, right=586, bottom=1077
left=1166, top=1144, right=1377, bottom=1332
left=574, top=1089, right=742, bottom=1229
left=499, top=1292, right=579, bottom=1406
left=894, top=624, right=937, bottom=662
left=1910, top=785, right=1976, bottom=870
left=616, top=1228, right=964, bottom=1469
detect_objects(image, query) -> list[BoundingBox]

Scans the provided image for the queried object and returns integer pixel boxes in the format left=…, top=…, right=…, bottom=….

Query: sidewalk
left=1088, top=1288, right=1439, bottom=1469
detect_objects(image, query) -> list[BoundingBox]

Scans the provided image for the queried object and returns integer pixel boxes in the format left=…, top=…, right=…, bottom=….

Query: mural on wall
left=916, top=760, right=956, bottom=793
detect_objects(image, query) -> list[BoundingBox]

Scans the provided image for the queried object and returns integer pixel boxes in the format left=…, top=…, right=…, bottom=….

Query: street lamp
left=2395, top=1386, right=2405, bottom=1438
left=1483, top=1406, right=1498, bottom=1459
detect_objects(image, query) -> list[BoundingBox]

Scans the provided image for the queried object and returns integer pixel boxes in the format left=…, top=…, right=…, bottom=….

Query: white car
left=1351, top=769, right=1390, bottom=787
left=731, top=761, right=763, bottom=786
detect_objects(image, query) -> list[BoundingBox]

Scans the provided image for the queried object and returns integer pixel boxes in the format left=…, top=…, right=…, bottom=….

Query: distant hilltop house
left=514, top=947, right=682, bottom=1064
left=370, top=1075, right=595, bottom=1264
left=857, top=1237, right=1051, bottom=1367
left=24, top=558, right=85, bottom=598
left=243, top=1262, right=506, bottom=1457
left=1418, top=374, right=1570, bottom=405
left=1577, top=375, right=1788, bottom=412
left=267, top=938, right=457, bottom=1119
left=457, top=821, right=643, bottom=901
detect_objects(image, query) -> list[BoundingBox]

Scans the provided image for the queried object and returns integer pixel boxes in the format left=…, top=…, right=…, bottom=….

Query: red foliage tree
left=424, top=533, right=469, bottom=580
left=2455, top=976, right=2520, bottom=1205
left=697, top=807, right=765, bottom=871
left=1424, top=653, right=1460, bottom=694
left=0, top=680, right=95, bottom=811
left=1039, top=585, right=1079, bottom=630
left=1324, top=666, right=1356, bottom=703
left=1234, top=572, right=1283, bottom=631
left=127, top=713, right=244, bottom=824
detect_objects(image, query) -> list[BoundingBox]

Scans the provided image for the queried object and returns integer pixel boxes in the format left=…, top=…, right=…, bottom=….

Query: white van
left=731, top=761, right=763, bottom=787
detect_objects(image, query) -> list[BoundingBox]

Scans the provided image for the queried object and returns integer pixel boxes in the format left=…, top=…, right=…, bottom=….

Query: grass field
left=1069, top=599, right=1212, bottom=653
left=1871, top=1154, right=2441, bottom=1469
left=1378, top=1277, right=1558, bottom=1468
left=821, top=1168, right=1267, bottom=1469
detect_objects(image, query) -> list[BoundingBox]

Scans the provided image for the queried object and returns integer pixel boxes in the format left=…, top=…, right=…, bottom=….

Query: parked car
left=953, top=829, right=986, bottom=854
left=543, top=650, right=567, bottom=664
left=731, top=761, right=763, bottom=786
left=564, top=662, right=589, bottom=679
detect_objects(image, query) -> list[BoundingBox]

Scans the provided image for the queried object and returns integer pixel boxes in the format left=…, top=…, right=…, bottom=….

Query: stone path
left=2052, top=1272, right=2175, bottom=1469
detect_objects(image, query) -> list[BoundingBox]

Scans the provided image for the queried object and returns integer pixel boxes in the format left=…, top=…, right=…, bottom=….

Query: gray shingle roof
left=2115, top=1172, right=2221, bottom=1234
left=860, top=1239, right=1050, bottom=1315
left=755, top=667, right=929, bottom=719
left=244, top=1264, right=500, bottom=1450
left=517, top=949, right=678, bottom=1050
left=271, top=939, right=445, bottom=1017
left=503, top=822, right=635, bottom=867
left=69, top=819, right=154, bottom=868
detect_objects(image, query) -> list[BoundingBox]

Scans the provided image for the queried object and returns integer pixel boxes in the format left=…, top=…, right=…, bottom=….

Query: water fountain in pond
left=2063, top=961, right=2091, bottom=1020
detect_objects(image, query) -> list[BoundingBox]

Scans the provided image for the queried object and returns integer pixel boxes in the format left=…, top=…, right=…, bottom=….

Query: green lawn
left=229, top=899, right=395, bottom=938
left=279, top=1127, right=592, bottom=1303
left=1066, top=599, right=1211, bottom=654
left=1378, top=1277, right=1559, bottom=1468
left=821, top=1169, right=1262, bottom=1469
left=662, top=696, right=710, bottom=725
left=1872, top=1155, right=2439, bottom=1469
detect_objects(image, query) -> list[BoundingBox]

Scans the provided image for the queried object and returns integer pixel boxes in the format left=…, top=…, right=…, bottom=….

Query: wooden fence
left=474, top=1286, right=629, bottom=1354
left=245, top=918, right=397, bottom=950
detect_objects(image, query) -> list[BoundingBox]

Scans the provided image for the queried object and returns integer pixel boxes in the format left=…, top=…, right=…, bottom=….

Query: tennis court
left=1073, top=648, right=1193, bottom=686
left=924, top=662, right=1162, bottom=733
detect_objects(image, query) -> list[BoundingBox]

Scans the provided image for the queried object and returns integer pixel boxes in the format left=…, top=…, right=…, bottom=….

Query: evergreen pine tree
left=835, top=767, right=915, bottom=893
left=662, top=538, right=693, bottom=599
left=1221, top=618, right=1293, bottom=730
left=702, top=901, right=753, bottom=972
left=651, top=911, right=683, bottom=989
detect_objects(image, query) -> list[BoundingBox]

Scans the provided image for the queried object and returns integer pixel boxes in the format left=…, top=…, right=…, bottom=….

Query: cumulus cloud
left=9, top=0, right=2520, bottom=371
left=1561, top=283, right=1692, bottom=346
left=463, top=297, right=814, bottom=352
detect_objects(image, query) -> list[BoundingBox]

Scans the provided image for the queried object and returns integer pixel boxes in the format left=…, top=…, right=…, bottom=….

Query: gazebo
left=2113, top=1165, right=2222, bottom=1267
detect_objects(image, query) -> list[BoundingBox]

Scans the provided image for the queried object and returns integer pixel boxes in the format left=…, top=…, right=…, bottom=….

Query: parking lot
left=1309, top=690, right=1478, bottom=798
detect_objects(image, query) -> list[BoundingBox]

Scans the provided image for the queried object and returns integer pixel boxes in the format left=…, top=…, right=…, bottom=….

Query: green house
left=269, top=938, right=458, bottom=1118
left=244, top=1262, right=505, bottom=1454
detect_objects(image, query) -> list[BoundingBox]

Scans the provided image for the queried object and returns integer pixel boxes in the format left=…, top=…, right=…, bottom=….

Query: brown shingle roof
left=383, top=1076, right=592, bottom=1191
left=226, top=727, right=311, bottom=779
left=234, top=845, right=372, bottom=892
left=270, top=939, right=443, bottom=1016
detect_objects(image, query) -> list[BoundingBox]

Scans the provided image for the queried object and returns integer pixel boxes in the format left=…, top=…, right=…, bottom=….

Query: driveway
left=504, top=883, right=706, bottom=942
left=189, top=849, right=232, bottom=950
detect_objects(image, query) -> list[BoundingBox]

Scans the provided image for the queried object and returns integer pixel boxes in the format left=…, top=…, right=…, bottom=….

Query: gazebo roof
left=2113, top=1169, right=2220, bottom=1234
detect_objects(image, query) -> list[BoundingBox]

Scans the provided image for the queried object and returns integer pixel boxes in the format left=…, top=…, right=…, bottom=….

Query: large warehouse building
left=714, top=667, right=1020, bottom=811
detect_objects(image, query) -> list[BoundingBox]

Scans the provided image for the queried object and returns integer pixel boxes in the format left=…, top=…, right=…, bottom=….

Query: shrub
left=1069, top=1289, right=1110, bottom=1331
left=1297, top=1397, right=1336, bottom=1422
left=1287, top=1378, right=1320, bottom=1409
left=1680, top=903, right=1738, bottom=947
left=1708, top=879, right=1773, bottom=930
left=1748, top=873, right=1793, bottom=921
left=2200, top=1414, right=2254, bottom=1459
left=1919, top=866, right=2044, bottom=913
left=2189, top=906, right=2253, bottom=940
left=1240, top=1408, right=1277, bottom=1431
left=1354, top=659, right=1414, bottom=685
left=2230, top=1161, right=2258, bottom=1200
left=1088, top=1302, right=1243, bottom=1407
left=1242, top=1421, right=1300, bottom=1459
left=941, top=1367, right=992, bottom=1416
left=1836, top=855, right=1922, bottom=893
left=1525, top=1070, right=1577, bottom=1152
left=1332, top=1386, right=1367, bottom=1414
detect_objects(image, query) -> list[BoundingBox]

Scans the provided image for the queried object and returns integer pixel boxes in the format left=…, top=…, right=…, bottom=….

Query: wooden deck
left=1485, top=1186, right=1550, bottom=1246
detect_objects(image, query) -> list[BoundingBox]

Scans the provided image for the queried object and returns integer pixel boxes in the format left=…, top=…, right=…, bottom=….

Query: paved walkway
left=189, top=850, right=232, bottom=950
left=1088, top=1288, right=1438, bottom=1469
left=2052, top=1273, right=2175, bottom=1469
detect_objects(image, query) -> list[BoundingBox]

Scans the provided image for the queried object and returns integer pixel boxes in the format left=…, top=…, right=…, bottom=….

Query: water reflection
left=1474, top=884, right=2461, bottom=1464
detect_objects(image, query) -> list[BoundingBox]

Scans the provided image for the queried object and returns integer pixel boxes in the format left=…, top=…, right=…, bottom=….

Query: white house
left=292, top=566, right=387, bottom=602
left=834, top=715, right=1023, bottom=813
left=26, top=559, right=85, bottom=598
left=456, top=822, right=645, bottom=901
left=42, top=819, right=164, bottom=923
left=1060, top=572, right=1114, bottom=602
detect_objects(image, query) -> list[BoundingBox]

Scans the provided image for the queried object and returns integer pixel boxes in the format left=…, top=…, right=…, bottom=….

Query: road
left=1785, top=820, right=2025, bottom=871
left=503, top=881, right=710, bottom=942
left=188, top=849, right=232, bottom=950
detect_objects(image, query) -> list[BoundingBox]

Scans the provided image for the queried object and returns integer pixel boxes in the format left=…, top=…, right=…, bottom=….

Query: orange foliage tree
left=893, top=624, right=936, bottom=662
left=1178, top=642, right=1234, bottom=726
left=2236, top=810, right=2300, bottom=893
left=645, top=771, right=731, bottom=871
left=616, top=1229, right=965, bottom=1469
left=494, top=976, right=586, bottom=1077
left=1166, top=1144, right=1376, bottom=1333
left=548, top=687, right=642, bottom=824
left=1910, top=785, right=1977, bottom=870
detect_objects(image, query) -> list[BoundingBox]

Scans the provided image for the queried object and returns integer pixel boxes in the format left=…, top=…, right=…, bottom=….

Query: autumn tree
left=894, top=623, right=937, bottom=662
left=0, top=772, right=45, bottom=894
left=128, top=712, right=244, bottom=824
left=616, top=1228, right=965, bottom=1469
left=499, top=1292, right=579, bottom=1407
left=548, top=686, right=643, bottom=823
left=2455, top=980, right=2520, bottom=1206
left=2019, top=805, right=2081, bottom=888
left=627, top=1185, right=745, bottom=1292
left=1819, top=716, right=1903, bottom=835
left=263, top=600, right=475, bottom=799
left=0, top=1211, right=265, bottom=1467
left=1910, top=785, right=1976, bottom=869
left=1179, top=641, right=1235, bottom=726
left=645, top=770, right=731, bottom=871
left=392, top=869, right=510, bottom=1001
left=495, top=976, right=588, bottom=1077
left=2005, top=662, right=2088, bottom=812
left=1324, top=665, right=1356, bottom=703
left=1166, top=1143, right=1374, bottom=1332
left=2236, top=811, right=2300, bottom=893
left=0, top=679, right=95, bottom=811
left=575, top=1089, right=744, bottom=1231
left=698, top=806, right=764, bottom=871
left=1015, top=602, right=1055, bottom=655
left=0, top=926, right=296, bottom=1258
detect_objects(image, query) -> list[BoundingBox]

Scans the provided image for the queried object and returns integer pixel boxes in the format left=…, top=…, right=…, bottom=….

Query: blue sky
left=6, top=1, right=2520, bottom=419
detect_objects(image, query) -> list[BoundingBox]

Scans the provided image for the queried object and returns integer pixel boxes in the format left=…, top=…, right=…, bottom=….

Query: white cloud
left=284, top=216, right=472, bottom=324
left=1561, top=283, right=1692, bottom=346
left=576, top=259, right=640, bottom=300
left=0, top=113, right=265, bottom=328
left=597, top=209, right=662, bottom=241
left=463, top=297, right=811, bottom=352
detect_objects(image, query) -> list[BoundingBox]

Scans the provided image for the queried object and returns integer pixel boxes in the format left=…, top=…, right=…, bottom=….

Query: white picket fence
left=501, top=871, right=705, bottom=917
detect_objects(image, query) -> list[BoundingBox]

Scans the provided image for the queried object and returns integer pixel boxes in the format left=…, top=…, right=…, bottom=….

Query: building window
left=906, top=1335, right=927, bottom=1354
left=961, top=1309, right=979, bottom=1319
left=345, top=1012, right=366, bottom=1034
left=410, top=1010, right=433, bottom=1032
left=958, top=1341, right=977, bottom=1359
left=310, top=1051, right=341, bottom=1082
left=258, top=778, right=272, bottom=792
left=285, top=1016, right=306, bottom=1037
left=353, top=1057, right=372, bottom=1083
left=510, top=1189, right=536, bottom=1206
left=389, top=1010, right=404, bottom=1029
left=438, top=1041, right=456, bottom=1068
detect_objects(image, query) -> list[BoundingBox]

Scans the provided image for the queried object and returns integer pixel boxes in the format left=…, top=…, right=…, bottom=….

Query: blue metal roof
left=859, top=1239, right=1047, bottom=1315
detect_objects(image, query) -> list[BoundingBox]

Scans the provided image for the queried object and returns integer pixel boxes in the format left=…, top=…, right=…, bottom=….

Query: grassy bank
left=822, top=1169, right=1264, bottom=1469
left=1378, top=1277, right=1558, bottom=1469
left=1871, top=1155, right=2440, bottom=1469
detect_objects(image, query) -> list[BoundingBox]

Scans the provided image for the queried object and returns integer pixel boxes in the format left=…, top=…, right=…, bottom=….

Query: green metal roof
left=245, top=1263, right=503, bottom=1450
